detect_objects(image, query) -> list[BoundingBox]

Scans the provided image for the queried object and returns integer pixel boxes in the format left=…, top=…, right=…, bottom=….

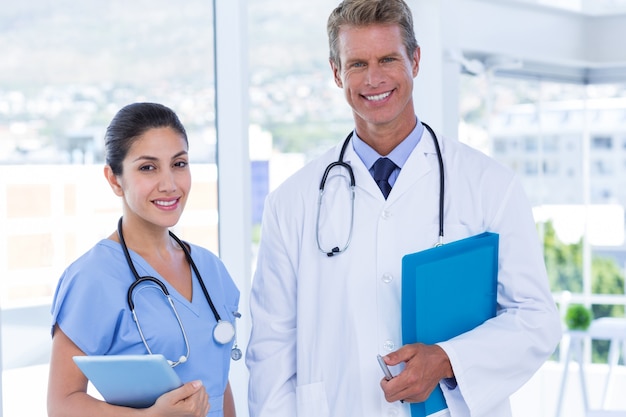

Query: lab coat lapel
left=387, top=130, right=440, bottom=202
left=341, top=145, right=385, bottom=200
left=338, top=129, right=442, bottom=201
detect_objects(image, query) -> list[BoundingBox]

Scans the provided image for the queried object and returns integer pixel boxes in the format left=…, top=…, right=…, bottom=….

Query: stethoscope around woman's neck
left=316, top=121, right=445, bottom=256
left=117, top=217, right=242, bottom=364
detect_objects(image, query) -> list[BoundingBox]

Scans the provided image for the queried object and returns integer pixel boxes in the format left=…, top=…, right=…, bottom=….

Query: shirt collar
left=352, top=116, right=424, bottom=170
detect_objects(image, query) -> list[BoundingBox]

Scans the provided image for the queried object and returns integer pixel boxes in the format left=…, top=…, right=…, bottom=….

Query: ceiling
left=449, top=0, right=626, bottom=84
left=501, top=0, right=626, bottom=16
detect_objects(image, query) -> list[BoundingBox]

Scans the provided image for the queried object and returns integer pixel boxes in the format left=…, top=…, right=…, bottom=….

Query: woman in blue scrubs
left=47, top=102, right=240, bottom=417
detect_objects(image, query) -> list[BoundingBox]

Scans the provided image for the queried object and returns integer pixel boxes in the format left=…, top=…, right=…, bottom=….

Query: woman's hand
left=151, top=380, right=210, bottom=417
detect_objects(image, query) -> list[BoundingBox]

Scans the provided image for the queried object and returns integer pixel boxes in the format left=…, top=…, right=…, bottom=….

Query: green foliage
left=266, top=121, right=352, bottom=155
left=541, top=219, right=625, bottom=363
left=565, top=304, right=593, bottom=330
left=251, top=224, right=262, bottom=245
left=592, top=257, right=626, bottom=319
left=590, top=258, right=625, bottom=362
left=541, top=220, right=625, bottom=302
left=542, top=221, right=583, bottom=293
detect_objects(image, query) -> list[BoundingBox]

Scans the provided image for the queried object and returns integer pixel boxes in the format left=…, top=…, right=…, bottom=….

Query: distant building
left=490, top=97, right=626, bottom=207
left=489, top=96, right=626, bottom=267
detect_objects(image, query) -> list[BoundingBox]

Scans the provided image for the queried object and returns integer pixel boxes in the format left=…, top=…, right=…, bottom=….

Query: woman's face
left=108, top=127, right=191, bottom=229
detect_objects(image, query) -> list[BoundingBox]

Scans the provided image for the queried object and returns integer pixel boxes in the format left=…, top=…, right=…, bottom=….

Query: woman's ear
left=104, top=165, right=124, bottom=197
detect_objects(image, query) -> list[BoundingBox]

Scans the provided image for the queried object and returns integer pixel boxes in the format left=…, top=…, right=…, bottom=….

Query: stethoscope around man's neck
left=316, top=121, right=445, bottom=257
left=117, top=217, right=242, bottom=364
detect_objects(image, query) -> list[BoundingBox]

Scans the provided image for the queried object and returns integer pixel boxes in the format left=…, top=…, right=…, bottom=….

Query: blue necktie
left=372, top=157, right=397, bottom=199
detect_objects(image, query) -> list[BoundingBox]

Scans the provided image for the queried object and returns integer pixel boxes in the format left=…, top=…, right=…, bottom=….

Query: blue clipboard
left=73, top=354, right=183, bottom=408
left=401, top=232, right=499, bottom=417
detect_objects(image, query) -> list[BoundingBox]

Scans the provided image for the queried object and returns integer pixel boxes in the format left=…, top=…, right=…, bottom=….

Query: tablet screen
left=73, top=354, right=182, bottom=408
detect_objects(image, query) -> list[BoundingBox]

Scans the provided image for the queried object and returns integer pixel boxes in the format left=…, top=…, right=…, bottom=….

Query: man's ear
left=330, top=59, right=343, bottom=88
left=412, top=46, right=421, bottom=78
left=104, top=165, right=124, bottom=197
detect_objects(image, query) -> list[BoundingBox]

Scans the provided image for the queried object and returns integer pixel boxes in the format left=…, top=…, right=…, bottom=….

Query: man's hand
left=379, top=343, right=454, bottom=404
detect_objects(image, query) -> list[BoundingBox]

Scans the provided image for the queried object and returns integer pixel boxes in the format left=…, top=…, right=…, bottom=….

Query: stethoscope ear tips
left=326, top=247, right=340, bottom=257
left=167, top=356, right=187, bottom=366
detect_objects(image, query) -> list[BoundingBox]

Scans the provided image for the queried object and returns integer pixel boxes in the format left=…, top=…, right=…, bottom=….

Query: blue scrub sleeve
left=50, top=241, right=137, bottom=355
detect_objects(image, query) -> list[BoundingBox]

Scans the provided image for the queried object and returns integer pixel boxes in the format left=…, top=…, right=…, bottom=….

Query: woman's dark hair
left=104, top=102, right=188, bottom=175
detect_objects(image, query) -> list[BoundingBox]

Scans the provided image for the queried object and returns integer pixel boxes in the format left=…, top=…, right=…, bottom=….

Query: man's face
left=330, top=23, right=420, bottom=133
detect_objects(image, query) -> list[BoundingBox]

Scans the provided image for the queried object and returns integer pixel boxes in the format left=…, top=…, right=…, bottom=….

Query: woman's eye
left=139, top=165, right=155, bottom=171
left=174, top=161, right=188, bottom=168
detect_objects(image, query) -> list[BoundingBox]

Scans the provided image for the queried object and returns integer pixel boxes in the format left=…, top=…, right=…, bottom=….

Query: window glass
left=460, top=74, right=626, bottom=363
left=248, top=0, right=353, bottom=242
left=0, top=1, right=216, bottom=414
left=591, top=136, right=613, bottom=150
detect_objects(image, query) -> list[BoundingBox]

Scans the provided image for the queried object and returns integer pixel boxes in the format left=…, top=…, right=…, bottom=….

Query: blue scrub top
left=51, top=239, right=240, bottom=416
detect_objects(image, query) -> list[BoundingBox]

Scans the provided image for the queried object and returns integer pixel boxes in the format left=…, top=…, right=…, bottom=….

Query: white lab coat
left=246, top=127, right=562, bottom=417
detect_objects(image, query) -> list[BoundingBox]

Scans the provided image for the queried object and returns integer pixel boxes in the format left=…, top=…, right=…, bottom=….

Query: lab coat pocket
left=296, top=381, right=330, bottom=417
left=443, top=224, right=478, bottom=244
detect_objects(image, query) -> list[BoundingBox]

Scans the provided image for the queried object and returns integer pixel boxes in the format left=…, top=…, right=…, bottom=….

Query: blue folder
left=401, top=232, right=499, bottom=417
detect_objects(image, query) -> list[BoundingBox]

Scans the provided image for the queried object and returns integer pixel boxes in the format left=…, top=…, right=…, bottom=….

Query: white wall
left=585, top=15, right=626, bottom=64
left=451, top=0, right=588, bottom=66
left=442, top=0, right=626, bottom=83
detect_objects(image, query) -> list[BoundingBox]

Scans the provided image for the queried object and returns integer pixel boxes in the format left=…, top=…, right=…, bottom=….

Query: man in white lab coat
left=246, top=1, right=562, bottom=416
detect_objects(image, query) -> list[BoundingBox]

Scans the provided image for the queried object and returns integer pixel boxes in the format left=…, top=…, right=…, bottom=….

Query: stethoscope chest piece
left=231, top=346, right=243, bottom=361
left=213, top=320, right=235, bottom=345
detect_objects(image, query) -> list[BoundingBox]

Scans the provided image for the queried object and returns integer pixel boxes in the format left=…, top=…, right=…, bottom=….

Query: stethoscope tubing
left=316, top=121, right=445, bottom=255
left=421, top=122, right=445, bottom=246
left=130, top=286, right=191, bottom=361
left=117, top=217, right=239, bottom=364
left=118, top=217, right=223, bottom=322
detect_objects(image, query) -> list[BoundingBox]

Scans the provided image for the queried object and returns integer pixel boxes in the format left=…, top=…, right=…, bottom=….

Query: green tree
left=590, top=257, right=625, bottom=363
left=541, top=220, right=626, bottom=363
left=542, top=221, right=583, bottom=293
left=592, top=257, right=625, bottom=319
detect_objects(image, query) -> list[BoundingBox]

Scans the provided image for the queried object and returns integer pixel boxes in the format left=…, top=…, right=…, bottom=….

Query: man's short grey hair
left=327, top=0, right=419, bottom=69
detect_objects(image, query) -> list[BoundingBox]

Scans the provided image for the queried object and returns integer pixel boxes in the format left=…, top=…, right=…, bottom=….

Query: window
left=524, top=159, right=540, bottom=175
left=591, top=159, right=614, bottom=176
left=592, top=136, right=614, bottom=150
left=524, top=136, right=539, bottom=152
left=247, top=0, right=353, bottom=237
left=492, top=137, right=508, bottom=154
left=0, top=1, right=216, bottom=414
left=543, top=159, right=560, bottom=176
left=543, top=135, right=560, bottom=152
left=460, top=74, right=626, bottom=365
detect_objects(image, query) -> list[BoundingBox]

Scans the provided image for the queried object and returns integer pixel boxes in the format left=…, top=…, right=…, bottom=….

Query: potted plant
left=565, top=304, right=593, bottom=331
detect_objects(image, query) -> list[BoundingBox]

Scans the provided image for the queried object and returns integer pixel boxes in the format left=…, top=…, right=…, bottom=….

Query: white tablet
left=73, top=354, right=183, bottom=408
